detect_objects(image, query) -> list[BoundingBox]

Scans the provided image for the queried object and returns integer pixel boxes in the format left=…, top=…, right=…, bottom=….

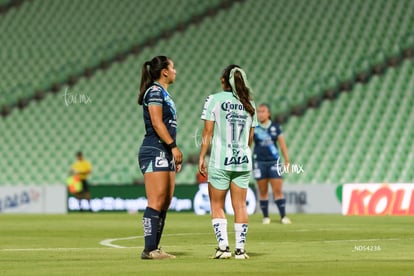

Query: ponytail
left=229, top=68, right=255, bottom=116
left=138, top=61, right=152, bottom=105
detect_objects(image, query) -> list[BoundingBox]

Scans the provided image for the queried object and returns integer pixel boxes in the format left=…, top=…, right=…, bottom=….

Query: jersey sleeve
left=275, top=122, right=283, bottom=137
left=200, top=95, right=215, bottom=121
left=144, top=85, right=163, bottom=106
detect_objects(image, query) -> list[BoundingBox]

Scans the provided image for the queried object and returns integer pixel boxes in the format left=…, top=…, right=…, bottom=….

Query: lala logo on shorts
left=224, top=150, right=249, bottom=166
left=224, top=155, right=249, bottom=166
left=155, top=157, right=169, bottom=168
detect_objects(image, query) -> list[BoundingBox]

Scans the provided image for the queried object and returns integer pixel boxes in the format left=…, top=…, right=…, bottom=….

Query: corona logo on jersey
left=221, top=101, right=245, bottom=112
left=342, top=183, right=414, bottom=216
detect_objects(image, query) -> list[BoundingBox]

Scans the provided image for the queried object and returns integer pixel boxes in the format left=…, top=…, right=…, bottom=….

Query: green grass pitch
left=1, top=213, right=413, bottom=275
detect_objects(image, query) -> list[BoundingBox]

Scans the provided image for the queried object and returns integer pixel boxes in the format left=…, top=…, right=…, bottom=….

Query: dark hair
left=138, top=56, right=171, bottom=105
left=222, top=64, right=255, bottom=116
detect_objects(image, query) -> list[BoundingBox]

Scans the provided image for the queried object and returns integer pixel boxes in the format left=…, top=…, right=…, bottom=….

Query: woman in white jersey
left=199, top=64, right=257, bottom=260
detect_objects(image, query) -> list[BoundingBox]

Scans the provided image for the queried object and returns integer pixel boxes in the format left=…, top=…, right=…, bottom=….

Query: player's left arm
left=248, top=127, right=255, bottom=147
left=277, top=135, right=290, bottom=166
left=250, top=102, right=258, bottom=147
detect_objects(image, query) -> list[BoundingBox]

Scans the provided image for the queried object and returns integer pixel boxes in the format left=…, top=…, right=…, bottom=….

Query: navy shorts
left=253, top=160, right=282, bottom=180
left=138, top=146, right=175, bottom=174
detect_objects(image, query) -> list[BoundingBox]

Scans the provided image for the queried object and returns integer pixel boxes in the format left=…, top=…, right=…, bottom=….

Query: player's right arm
left=277, top=135, right=289, bottom=168
left=199, top=119, right=214, bottom=177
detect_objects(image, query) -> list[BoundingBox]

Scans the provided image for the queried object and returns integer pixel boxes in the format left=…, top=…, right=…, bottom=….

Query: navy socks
left=259, top=200, right=269, bottom=218
left=275, top=198, right=286, bottom=218
left=157, top=210, right=167, bottom=248
left=142, top=207, right=160, bottom=252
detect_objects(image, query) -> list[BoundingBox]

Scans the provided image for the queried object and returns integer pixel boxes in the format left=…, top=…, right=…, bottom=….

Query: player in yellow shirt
left=70, top=151, right=92, bottom=211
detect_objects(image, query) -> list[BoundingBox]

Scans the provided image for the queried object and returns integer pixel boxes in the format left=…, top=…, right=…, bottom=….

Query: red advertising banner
left=342, top=183, right=414, bottom=215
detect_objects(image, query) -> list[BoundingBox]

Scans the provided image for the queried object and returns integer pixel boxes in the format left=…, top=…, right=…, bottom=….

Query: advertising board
left=342, top=183, right=414, bottom=215
left=0, top=185, right=67, bottom=214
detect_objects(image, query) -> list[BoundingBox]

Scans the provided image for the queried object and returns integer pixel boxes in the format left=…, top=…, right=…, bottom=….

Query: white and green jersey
left=201, top=91, right=258, bottom=171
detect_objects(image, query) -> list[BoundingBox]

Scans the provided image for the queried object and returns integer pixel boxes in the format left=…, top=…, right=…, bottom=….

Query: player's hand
left=172, top=147, right=183, bottom=172
left=284, top=161, right=290, bottom=173
left=198, top=157, right=207, bottom=177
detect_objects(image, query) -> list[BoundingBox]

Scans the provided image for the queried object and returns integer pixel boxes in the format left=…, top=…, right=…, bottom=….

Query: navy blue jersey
left=141, top=82, right=177, bottom=150
left=253, top=121, right=282, bottom=162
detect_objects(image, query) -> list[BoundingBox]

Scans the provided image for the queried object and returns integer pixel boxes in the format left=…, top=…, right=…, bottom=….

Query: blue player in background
left=253, top=103, right=291, bottom=224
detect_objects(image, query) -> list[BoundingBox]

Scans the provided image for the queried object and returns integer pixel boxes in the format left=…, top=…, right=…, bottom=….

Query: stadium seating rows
left=0, top=0, right=413, bottom=185
left=283, top=59, right=414, bottom=184
left=0, top=0, right=221, bottom=107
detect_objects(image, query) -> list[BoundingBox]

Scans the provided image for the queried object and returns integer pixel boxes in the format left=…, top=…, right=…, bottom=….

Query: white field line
left=1, top=235, right=412, bottom=252
left=1, top=247, right=115, bottom=252
left=100, top=235, right=141, bottom=248
left=100, top=232, right=211, bottom=248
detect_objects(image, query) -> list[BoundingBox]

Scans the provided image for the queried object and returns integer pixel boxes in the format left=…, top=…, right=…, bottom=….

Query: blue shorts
left=253, top=160, right=282, bottom=180
left=138, top=146, right=175, bottom=174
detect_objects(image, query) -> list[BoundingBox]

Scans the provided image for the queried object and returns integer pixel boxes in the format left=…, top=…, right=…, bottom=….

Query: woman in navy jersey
left=137, top=56, right=183, bottom=259
left=253, top=103, right=291, bottom=224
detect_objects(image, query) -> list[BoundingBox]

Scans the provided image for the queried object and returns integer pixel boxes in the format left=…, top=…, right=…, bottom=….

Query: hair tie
left=229, top=67, right=252, bottom=99
left=145, top=61, right=153, bottom=79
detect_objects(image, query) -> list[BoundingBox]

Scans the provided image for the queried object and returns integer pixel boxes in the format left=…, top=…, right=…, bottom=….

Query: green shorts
left=208, top=167, right=251, bottom=190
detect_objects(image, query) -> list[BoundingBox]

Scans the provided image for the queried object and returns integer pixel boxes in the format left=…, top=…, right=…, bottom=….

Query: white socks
left=212, top=218, right=228, bottom=250
left=234, top=223, right=248, bottom=250
left=212, top=219, right=248, bottom=251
